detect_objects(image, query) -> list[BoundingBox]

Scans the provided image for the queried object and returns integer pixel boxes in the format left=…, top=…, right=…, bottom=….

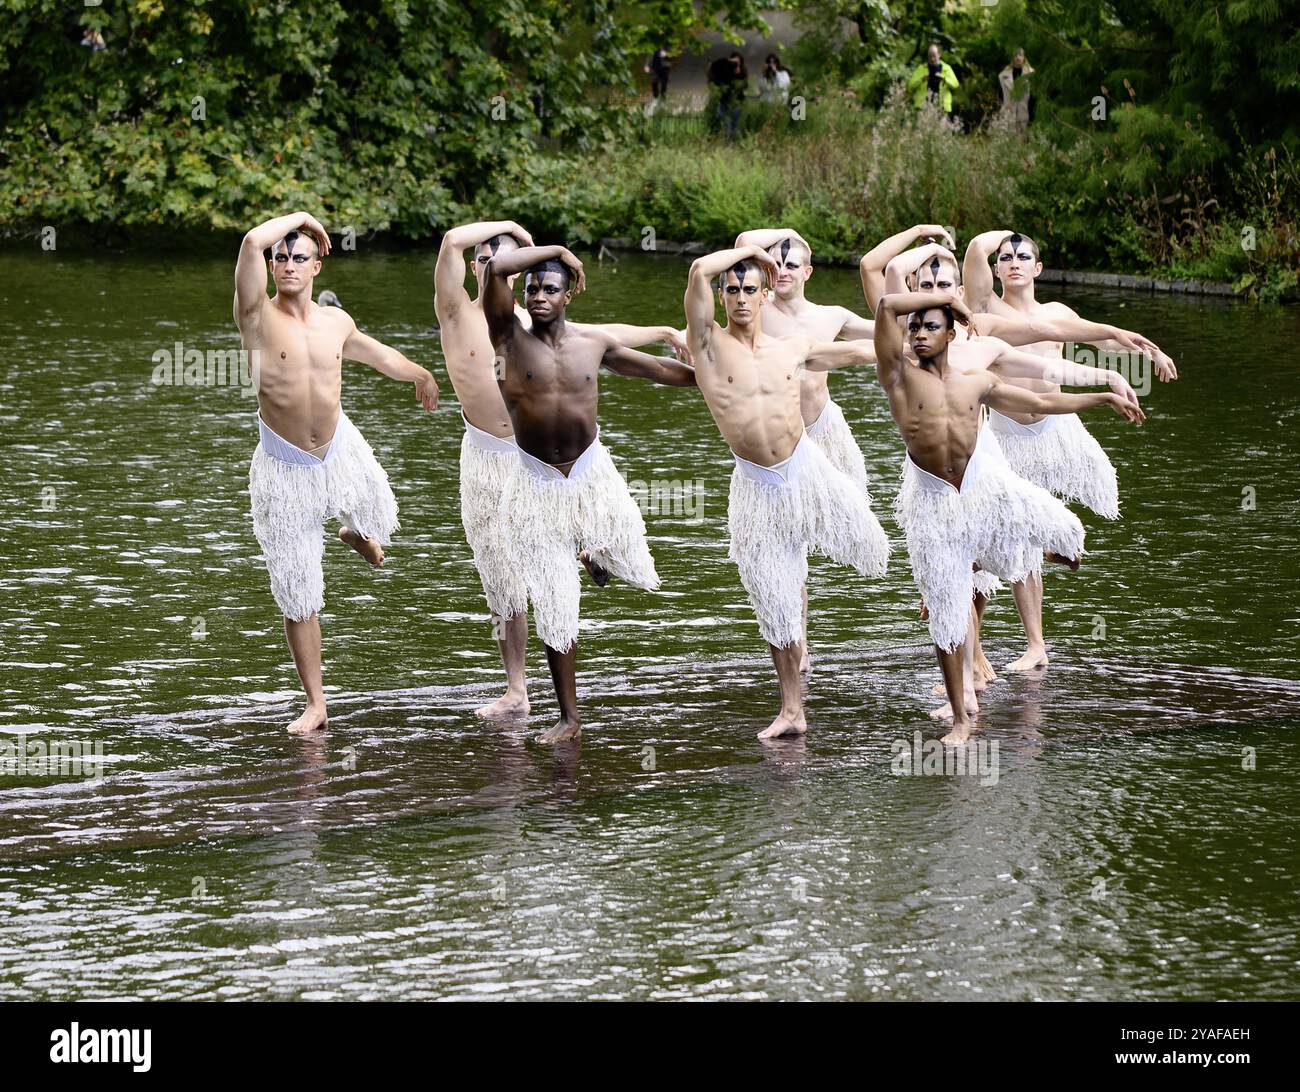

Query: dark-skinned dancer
left=483, top=244, right=696, bottom=744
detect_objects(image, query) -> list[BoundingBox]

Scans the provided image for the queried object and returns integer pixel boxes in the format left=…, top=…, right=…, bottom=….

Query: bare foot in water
left=1006, top=645, right=1049, bottom=672
left=538, top=717, right=581, bottom=744
left=578, top=550, right=609, bottom=587
left=940, top=718, right=974, bottom=746
left=931, top=690, right=978, bottom=721
left=758, top=711, right=807, bottom=740
left=340, top=527, right=384, bottom=567
left=287, top=703, right=328, bottom=734
left=1046, top=551, right=1080, bottom=571
left=475, top=692, right=530, bottom=719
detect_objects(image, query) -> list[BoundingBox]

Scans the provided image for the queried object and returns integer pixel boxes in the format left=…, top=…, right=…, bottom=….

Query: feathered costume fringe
left=806, top=398, right=871, bottom=495
left=729, top=434, right=889, bottom=648
left=894, top=428, right=1084, bottom=652
left=249, top=410, right=398, bottom=621
left=459, top=418, right=528, bottom=620
left=500, top=437, right=658, bottom=653
left=988, top=408, right=1119, bottom=519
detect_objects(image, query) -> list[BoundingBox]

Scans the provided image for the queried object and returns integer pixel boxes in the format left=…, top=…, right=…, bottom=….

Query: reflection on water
left=0, top=248, right=1297, bottom=999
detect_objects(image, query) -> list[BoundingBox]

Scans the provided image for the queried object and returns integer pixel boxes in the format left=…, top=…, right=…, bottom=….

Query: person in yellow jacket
left=907, top=43, right=959, bottom=113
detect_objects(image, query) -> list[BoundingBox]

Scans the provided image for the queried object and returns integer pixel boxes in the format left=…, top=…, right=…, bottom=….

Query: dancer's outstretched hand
left=663, top=328, right=693, bottom=366
left=415, top=370, right=439, bottom=412
left=1152, top=349, right=1178, bottom=381
left=1107, top=391, right=1145, bottom=424
left=1107, top=370, right=1141, bottom=408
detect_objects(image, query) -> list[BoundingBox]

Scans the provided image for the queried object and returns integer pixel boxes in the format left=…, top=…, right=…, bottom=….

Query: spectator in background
left=645, top=48, right=671, bottom=115
left=907, top=43, right=958, bottom=114
left=709, top=51, right=747, bottom=138
left=80, top=27, right=106, bottom=52
left=999, top=48, right=1034, bottom=133
left=758, top=53, right=792, bottom=107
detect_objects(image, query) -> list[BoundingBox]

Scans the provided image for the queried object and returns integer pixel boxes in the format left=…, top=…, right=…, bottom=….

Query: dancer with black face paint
left=963, top=229, right=1178, bottom=671
left=435, top=221, right=693, bottom=721
left=481, top=244, right=696, bottom=744
left=234, top=211, right=439, bottom=733
left=873, top=290, right=1144, bottom=743
left=731, top=227, right=883, bottom=673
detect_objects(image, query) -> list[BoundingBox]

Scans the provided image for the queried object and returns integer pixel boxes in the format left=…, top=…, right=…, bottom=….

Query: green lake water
left=0, top=246, right=1297, bottom=999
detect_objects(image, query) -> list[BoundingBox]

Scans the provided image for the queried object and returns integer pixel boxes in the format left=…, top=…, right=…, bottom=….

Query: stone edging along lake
left=597, top=237, right=1256, bottom=299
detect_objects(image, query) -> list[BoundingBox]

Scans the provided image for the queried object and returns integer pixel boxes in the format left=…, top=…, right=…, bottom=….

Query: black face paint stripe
left=928, top=257, right=941, bottom=281
left=779, top=239, right=791, bottom=263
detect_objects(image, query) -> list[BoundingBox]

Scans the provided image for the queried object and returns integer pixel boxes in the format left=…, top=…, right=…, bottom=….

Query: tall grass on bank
left=476, top=88, right=1299, bottom=298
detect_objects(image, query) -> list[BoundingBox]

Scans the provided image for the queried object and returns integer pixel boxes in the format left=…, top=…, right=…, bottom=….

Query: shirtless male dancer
left=873, top=290, right=1144, bottom=742
left=685, top=245, right=888, bottom=739
left=732, top=227, right=879, bottom=672
left=865, top=229, right=1170, bottom=700
left=483, top=244, right=695, bottom=743
left=963, top=229, right=1177, bottom=670
left=235, top=211, right=439, bottom=733
left=435, top=221, right=690, bottom=719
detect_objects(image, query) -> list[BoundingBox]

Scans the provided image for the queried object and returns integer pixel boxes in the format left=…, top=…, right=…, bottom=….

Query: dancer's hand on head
left=557, top=248, right=586, bottom=295
left=751, top=248, right=780, bottom=284
left=1108, top=391, right=1145, bottom=424
left=949, top=297, right=974, bottom=327
left=415, top=370, right=439, bottom=412
left=508, top=223, right=535, bottom=248
left=301, top=214, right=331, bottom=257
left=918, top=224, right=955, bottom=249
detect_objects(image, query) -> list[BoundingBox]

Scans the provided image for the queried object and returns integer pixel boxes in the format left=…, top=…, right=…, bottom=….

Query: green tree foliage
left=0, top=0, right=769, bottom=235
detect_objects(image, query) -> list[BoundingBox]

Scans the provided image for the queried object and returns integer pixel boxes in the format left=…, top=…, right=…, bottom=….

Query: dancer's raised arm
left=685, top=244, right=778, bottom=361
left=873, top=290, right=970, bottom=387
left=434, top=220, right=532, bottom=322
left=884, top=242, right=958, bottom=296
left=484, top=245, right=583, bottom=345
left=962, top=230, right=1013, bottom=313
left=235, top=211, right=330, bottom=328
left=984, top=375, right=1145, bottom=424
left=803, top=340, right=877, bottom=372
left=860, top=224, right=954, bottom=311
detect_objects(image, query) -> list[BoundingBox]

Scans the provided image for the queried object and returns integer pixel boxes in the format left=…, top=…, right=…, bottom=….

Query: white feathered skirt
left=249, top=409, right=398, bottom=622
left=806, top=397, right=870, bottom=495
left=894, top=427, right=1085, bottom=652
left=729, top=433, right=889, bottom=648
left=500, top=433, right=659, bottom=653
left=460, top=415, right=528, bottom=620
left=988, top=407, right=1119, bottom=519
